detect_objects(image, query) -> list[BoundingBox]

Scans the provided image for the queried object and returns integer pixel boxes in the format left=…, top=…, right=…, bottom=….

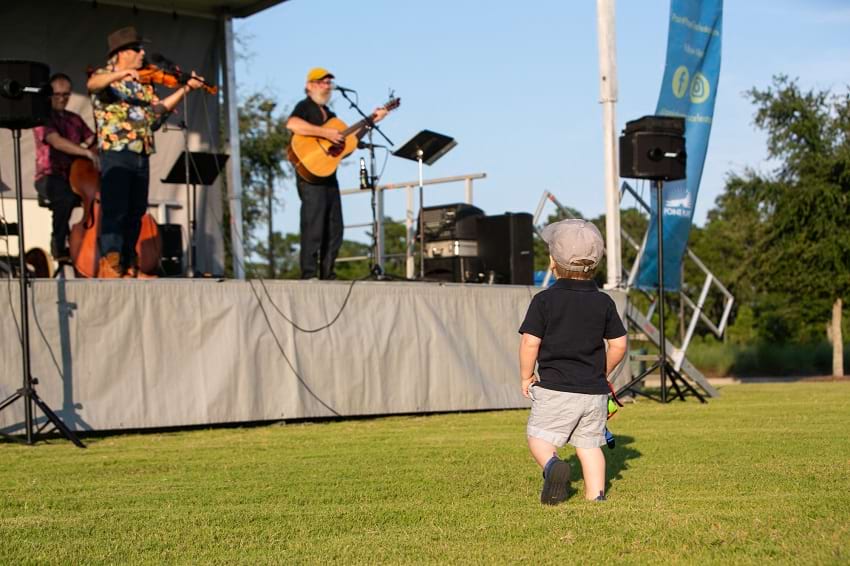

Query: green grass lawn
left=2, top=382, right=849, bottom=564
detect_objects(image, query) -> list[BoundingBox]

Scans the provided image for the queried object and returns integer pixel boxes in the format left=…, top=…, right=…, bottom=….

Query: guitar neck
left=340, top=116, right=374, bottom=138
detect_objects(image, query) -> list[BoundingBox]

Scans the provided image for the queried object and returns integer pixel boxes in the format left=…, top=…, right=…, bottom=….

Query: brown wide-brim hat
left=106, top=26, right=150, bottom=56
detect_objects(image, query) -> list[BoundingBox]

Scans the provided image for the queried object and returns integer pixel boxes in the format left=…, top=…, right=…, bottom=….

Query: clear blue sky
left=235, top=0, right=849, bottom=244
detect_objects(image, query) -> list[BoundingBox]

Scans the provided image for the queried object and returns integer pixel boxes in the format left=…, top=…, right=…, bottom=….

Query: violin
left=138, top=65, right=218, bottom=95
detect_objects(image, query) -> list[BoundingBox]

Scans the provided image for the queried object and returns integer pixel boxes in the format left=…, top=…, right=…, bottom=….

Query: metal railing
left=338, top=172, right=487, bottom=278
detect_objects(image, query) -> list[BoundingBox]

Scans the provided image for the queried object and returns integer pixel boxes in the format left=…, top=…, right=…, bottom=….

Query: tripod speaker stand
left=615, top=115, right=705, bottom=404
left=0, top=60, right=84, bottom=446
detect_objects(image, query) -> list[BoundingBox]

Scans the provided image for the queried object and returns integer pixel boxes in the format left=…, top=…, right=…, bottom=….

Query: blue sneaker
left=540, top=459, right=570, bottom=505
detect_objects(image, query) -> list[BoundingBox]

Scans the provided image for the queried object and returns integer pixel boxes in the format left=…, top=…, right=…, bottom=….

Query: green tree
left=742, top=76, right=849, bottom=374
left=238, top=93, right=291, bottom=277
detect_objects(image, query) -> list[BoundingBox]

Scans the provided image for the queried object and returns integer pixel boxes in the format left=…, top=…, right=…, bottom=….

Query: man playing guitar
left=286, top=67, right=388, bottom=280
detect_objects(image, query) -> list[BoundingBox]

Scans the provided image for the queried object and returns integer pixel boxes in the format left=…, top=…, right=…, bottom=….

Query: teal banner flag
left=637, top=0, right=723, bottom=290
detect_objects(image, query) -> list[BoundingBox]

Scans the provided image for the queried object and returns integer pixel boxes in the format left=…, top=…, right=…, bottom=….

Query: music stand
left=162, top=151, right=228, bottom=276
left=393, top=130, right=457, bottom=278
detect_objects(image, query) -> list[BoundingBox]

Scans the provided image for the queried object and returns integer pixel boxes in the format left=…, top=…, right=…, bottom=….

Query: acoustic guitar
left=287, top=97, right=401, bottom=183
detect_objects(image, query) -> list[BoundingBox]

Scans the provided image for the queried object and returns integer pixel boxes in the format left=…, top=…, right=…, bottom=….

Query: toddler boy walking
left=519, top=219, right=627, bottom=504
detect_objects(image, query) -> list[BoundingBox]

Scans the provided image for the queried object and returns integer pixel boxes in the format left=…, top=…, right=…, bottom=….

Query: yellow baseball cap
left=306, top=67, right=334, bottom=82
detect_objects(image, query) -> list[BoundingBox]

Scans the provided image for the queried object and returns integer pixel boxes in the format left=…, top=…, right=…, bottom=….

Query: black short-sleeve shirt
left=290, top=96, right=336, bottom=127
left=289, top=97, right=338, bottom=183
left=519, top=278, right=627, bottom=394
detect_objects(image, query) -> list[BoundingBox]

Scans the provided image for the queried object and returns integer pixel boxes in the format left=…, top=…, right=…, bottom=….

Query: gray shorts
left=526, top=385, right=608, bottom=449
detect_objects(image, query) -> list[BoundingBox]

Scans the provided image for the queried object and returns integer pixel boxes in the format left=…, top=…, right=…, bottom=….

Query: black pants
left=99, top=150, right=149, bottom=268
left=33, top=175, right=80, bottom=258
left=296, top=176, right=342, bottom=279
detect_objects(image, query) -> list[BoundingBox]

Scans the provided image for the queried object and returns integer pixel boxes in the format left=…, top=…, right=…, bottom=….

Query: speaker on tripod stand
left=0, top=60, right=84, bottom=446
left=615, top=115, right=705, bottom=404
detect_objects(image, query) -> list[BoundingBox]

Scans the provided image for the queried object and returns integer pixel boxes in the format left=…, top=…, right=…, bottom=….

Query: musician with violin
left=32, top=72, right=99, bottom=262
left=86, top=26, right=204, bottom=278
left=286, top=67, right=388, bottom=280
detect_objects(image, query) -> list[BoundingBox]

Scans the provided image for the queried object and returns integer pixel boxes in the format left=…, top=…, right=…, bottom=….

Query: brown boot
left=98, top=252, right=123, bottom=278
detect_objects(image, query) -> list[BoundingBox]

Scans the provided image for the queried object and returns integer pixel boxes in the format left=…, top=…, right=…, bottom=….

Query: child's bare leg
left=527, top=435, right=558, bottom=468
left=576, top=446, right=606, bottom=499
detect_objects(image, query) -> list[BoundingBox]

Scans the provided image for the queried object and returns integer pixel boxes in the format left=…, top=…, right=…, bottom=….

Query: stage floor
left=0, top=278, right=628, bottom=433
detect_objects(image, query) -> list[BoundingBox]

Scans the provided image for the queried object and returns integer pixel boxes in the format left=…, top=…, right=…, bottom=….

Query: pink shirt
left=32, top=110, right=94, bottom=181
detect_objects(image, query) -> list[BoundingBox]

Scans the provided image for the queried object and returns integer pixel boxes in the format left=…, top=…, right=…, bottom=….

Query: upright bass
left=68, top=158, right=161, bottom=277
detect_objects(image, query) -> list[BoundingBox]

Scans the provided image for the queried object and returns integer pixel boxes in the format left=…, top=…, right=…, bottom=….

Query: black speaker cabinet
left=158, top=223, right=184, bottom=277
left=423, top=256, right=483, bottom=283
left=619, top=115, right=686, bottom=181
left=477, top=213, right=534, bottom=285
left=418, top=203, right=484, bottom=242
left=0, top=60, right=51, bottom=130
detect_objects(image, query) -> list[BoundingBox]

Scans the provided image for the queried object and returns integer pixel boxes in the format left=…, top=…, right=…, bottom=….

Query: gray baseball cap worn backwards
left=541, top=219, right=605, bottom=272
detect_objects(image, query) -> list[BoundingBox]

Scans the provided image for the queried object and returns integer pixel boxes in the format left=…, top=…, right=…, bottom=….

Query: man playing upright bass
left=87, top=26, right=204, bottom=278
left=32, top=72, right=99, bottom=263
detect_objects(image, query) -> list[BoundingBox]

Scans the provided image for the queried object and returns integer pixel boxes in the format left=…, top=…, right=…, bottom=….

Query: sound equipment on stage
left=418, top=203, right=484, bottom=242
left=158, top=223, right=184, bottom=277
left=0, top=220, right=19, bottom=236
left=0, top=60, right=83, bottom=447
left=0, top=60, right=51, bottom=129
left=425, top=239, right=478, bottom=259
left=619, top=115, right=686, bottom=181
left=423, top=256, right=483, bottom=283
left=477, top=213, right=534, bottom=285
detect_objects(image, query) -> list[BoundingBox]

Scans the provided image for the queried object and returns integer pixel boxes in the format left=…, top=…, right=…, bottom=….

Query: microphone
left=335, top=85, right=357, bottom=93
left=359, top=157, right=369, bottom=190
left=357, top=141, right=386, bottom=150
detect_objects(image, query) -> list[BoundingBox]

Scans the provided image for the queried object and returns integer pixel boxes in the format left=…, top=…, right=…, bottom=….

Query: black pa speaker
left=477, top=213, right=534, bottom=285
left=619, top=115, right=687, bottom=181
left=0, top=60, right=51, bottom=130
left=158, top=223, right=184, bottom=277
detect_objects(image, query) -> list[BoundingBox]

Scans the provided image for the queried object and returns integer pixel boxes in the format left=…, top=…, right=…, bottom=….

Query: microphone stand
left=336, top=88, right=394, bottom=278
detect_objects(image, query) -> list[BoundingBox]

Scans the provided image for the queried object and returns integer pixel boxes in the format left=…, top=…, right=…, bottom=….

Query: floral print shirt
left=91, top=67, right=160, bottom=155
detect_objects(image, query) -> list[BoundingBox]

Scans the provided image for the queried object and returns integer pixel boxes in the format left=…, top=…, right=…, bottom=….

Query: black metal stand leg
left=667, top=364, right=707, bottom=403
left=616, top=179, right=708, bottom=406
left=666, top=364, right=686, bottom=401
left=29, top=389, right=85, bottom=447
left=0, top=128, right=85, bottom=448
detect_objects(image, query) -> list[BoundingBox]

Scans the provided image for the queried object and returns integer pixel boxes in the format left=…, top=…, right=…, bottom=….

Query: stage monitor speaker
left=619, top=115, right=686, bottom=181
left=158, top=223, right=183, bottom=277
left=477, top=213, right=534, bottom=285
left=0, top=60, right=51, bottom=130
left=423, top=256, right=483, bottom=283
left=418, top=203, right=484, bottom=242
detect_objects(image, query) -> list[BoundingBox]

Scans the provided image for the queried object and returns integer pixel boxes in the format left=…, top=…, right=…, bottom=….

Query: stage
left=0, top=278, right=629, bottom=433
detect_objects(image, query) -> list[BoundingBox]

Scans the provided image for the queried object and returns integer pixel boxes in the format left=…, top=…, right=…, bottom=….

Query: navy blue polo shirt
left=519, top=278, right=627, bottom=394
